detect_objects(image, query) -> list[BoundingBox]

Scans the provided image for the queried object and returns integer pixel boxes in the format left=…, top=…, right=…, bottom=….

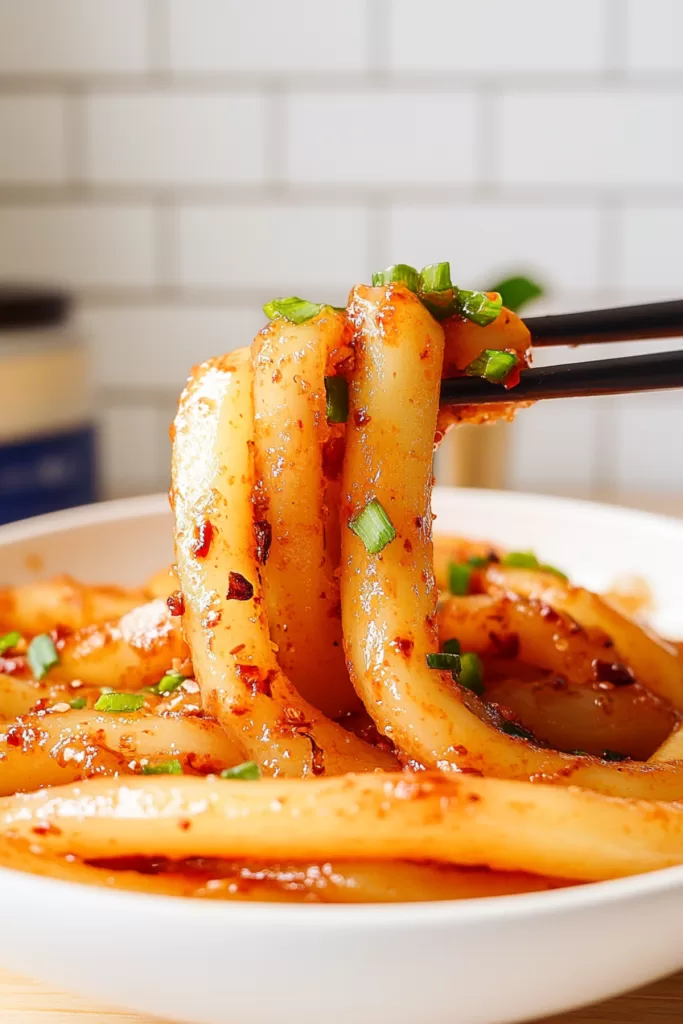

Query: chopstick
left=440, top=350, right=683, bottom=406
left=525, top=299, right=683, bottom=347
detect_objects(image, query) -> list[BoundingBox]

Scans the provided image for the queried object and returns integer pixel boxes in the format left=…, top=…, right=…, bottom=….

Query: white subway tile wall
left=168, top=0, right=369, bottom=73
left=0, top=0, right=680, bottom=498
left=388, top=0, right=606, bottom=73
left=625, top=0, right=683, bottom=72
left=385, top=206, right=602, bottom=292
left=0, top=205, right=157, bottom=288
left=175, top=204, right=371, bottom=294
left=0, top=0, right=147, bottom=74
left=286, top=92, right=477, bottom=184
left=0, top=96, right=68, bottom=183
left=84, top=92, right=267, bottom=185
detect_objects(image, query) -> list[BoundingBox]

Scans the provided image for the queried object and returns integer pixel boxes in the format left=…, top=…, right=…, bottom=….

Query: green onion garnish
left=418, top=262, right=457, bottom=319
left=263, top=297, right=324, bottom=325
left=156, top=671, right=186, bottom=695
left=142, top=759, right=183, bottom=775
left=69, top=697, right=87, bottom=710
left=501, top=551, right=567, bottom=579
left=220, top=760, right=261, bottom=780
left=426, top=651, right=462, bottom=676
left=489, top=275, right=544, bottom=314
left=441, top=637, right=461, bottom=656
left=371, top=264, right=419, bottom=292
left=501, top=551, right=539, bottom=569
left=419, top=262, right=452, bottom=293
left=349, top=499, right=396, bottom=555
left=501, top=719, right=536, bottom=742
left=324, top=376, right=349, bottom=424
left=602, top=749, right=629, bottom=762
left=459, top=652, right=485, bottom=696
left=458, top=289, right=503, bottom=327
left=27, top=634, right=59, bottom=680
left=465, top=349, right=518, bottom=383
left=94, top=692, right=145, bottom=713
left=0, top=631, right=22, bottom=656
left=447, top=562, right=473, bottom=596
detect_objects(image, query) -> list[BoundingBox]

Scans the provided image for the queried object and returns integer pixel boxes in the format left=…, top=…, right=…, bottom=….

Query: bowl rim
left=3, top=487, right=683, bottom=546
left=2, top=490, right=683, bottom=925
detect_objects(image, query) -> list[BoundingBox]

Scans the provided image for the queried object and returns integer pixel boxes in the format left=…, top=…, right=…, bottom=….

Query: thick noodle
left=253, top=311, right=359, bottom=717
left=3, top=773, right=683, bottom=883
left=171, top=350, right=395, bottom=777
left=0, top=710, right=242, bottom=794
left=340, top=284, right=683, bottom=798
left=484, top=565, right=683, bottom=710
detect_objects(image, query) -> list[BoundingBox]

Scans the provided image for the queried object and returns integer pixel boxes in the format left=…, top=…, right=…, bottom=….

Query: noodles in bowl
left=2, top=269, right=683, bottom=904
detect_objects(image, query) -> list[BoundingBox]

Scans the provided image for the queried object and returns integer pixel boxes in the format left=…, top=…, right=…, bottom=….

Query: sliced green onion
left=0, top=631, right=21, bottom=656
left=459, top=652, right=485, bottom=696
left=349, top=499, right=396, bottom=555
left=156, top=671, right=186, bottom=695
left=465, top=349, right=518, bottom=383
left=371, top=264, right=419, bottom=292
left=94, top=692, right=145, bottom=713
left=324, top=376, right=349, bottom=424
left=489, top=275, right=544, bottom=314
left=419, top=262, right=452, bottom=293
left=69, top=697, right=87, bottom=710
left=142, top=759, right=183, bottom=775
left=27, top=634, right=59, bottom=680
left=418, top=262, right=457, bottom=319
left=263, top=296, right=323, bottom=325
left=501, top=551, right=567, bottom=579
left=441, top=637, right=461, bottom=656
left=501, top=719, right=536, bottom=742
left=602, top=749, right=629, bottom=762
left=426, top=651, right=462, bottom=676
left=458, top=289, right=503, bottom=327
left=501, top=551, right=539, bottom=569
left=220, top=760, right=261, bottom=781
left=447, top=562, right=473, bottom=596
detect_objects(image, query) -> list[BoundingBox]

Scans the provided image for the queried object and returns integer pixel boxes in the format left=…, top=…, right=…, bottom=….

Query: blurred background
left=0, top=0, right=681, bottom=521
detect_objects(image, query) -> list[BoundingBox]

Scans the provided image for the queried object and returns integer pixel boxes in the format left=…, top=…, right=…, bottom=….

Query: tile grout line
left=1, top=73, right=683, bottom=92
left=153, top=196, right=178, bottom=293
left=2, top=184, right=683, bottom=205
left=367, top=199, right=389, bottom=275
left=366, top=0, right=390, bottom=80
left=603, top=0, right=629, bottom=80
left=473, top=85, right=500, bottom=198
left=146, top=0, right=171, bottom=78
left=63, top=81, right=87, bottom=193
left=263, top=86, right=287, bottom=193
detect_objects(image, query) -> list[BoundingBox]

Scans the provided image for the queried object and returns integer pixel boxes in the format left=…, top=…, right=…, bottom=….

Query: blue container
left=0, top=286, right=97, bottom=525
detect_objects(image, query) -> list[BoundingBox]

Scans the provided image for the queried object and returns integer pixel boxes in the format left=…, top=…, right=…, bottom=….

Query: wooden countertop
left=2, top=968, right=683, bottom=1023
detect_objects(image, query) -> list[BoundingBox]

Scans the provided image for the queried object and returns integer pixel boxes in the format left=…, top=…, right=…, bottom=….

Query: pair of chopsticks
left=441, top=299, right=683, bottom=405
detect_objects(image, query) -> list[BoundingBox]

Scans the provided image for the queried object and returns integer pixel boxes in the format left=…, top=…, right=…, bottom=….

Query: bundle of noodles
left=1, top=262, right=683, bottom=902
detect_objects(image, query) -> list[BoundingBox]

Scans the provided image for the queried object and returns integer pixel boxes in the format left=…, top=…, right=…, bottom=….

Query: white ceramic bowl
left=1, top=489, right=683, bottom=1024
